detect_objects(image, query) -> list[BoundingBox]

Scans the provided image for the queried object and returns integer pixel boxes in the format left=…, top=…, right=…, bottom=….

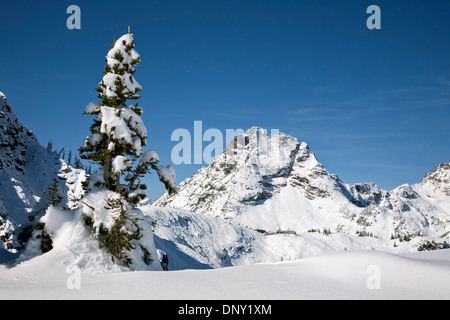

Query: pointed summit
left=419, top=162, right=450, bottom=198
left=154, top=127, right=340, bottom=228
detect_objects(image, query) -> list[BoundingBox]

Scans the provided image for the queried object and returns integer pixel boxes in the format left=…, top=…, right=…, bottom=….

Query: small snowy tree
left=46, top=179, right=63, bottom=206
left=79, top=29, right=176, bottom=202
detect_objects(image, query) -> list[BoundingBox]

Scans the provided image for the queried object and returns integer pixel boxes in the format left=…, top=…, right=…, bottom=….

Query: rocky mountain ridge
left=154, top=127, right=450, bottom=252
left=0, top=92, right=86, bottom=257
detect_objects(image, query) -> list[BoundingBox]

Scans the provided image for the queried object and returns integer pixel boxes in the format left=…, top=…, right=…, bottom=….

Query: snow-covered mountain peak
left=217, top=126, right=327, bottom=184
left=154, top=127, right=450, bottom=254
left=155, top=127, right=342, bottom=221
left=0, top=91, right=7, bottom=102
left=419, top=163, right=450, bottom=198
left=222, top=127, right=299, bottom=165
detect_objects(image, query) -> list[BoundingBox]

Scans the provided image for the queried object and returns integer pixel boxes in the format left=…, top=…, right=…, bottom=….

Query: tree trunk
left=104, top=153, right=113, bottom=190
left=128, top=162, right=147, bottom=191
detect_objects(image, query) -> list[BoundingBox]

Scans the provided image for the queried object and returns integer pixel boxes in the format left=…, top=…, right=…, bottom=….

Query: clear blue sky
left=1, top=0, right=449, bottom=199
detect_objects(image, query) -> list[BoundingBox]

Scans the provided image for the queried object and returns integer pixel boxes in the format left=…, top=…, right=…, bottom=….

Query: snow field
left=1, top=248, right=449, bottom=300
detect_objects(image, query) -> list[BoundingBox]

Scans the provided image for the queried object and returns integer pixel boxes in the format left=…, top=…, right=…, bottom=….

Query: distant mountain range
left=154, top=126, right=450, bottom=257
left=0, top=91, right=449, bottom=269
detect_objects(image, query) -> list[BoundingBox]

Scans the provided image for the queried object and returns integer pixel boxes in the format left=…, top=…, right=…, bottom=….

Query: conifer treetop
left=96, top=33, right=142, bottom=107
left=80, top=30, right=177, bottom=198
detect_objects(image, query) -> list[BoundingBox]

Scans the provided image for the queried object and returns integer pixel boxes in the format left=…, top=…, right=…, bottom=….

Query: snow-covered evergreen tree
left=76, top=29, right=176, bottom=269
left=79, top=29, right=176, bottom=201
left=46, top=179, right=63, bottom=206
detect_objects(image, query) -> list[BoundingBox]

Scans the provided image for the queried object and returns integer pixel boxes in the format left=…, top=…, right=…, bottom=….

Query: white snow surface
left=112, top=155, right=132, bottom=175
left=1, top=200, right=449, bottom=299
left=158, top=165, right=176, bottom=190
left=139, top=149, right=159, bottom=166
left=15, top=191, right=162, bottom=273
left=84, top=101, right=101, bottom=114
left=1, top=247, right=449, bottom=299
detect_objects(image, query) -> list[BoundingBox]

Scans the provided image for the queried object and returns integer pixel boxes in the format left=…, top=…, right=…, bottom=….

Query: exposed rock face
left=0, top=93, right=38, bottom=173
left=0, top=92, right=86, bottom=254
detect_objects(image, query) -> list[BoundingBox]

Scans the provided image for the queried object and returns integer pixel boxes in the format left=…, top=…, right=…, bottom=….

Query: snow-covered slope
left=2, top=248, right=450, bottom=299
left=154, top=127, right=450, bottom=255
left=0, top=92, right=86, bottom=257
left=143, top=205, right=410, bottom=270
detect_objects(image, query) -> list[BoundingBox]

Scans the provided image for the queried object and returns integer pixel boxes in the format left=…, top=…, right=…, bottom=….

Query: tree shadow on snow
left=153, top=235, right=211, bottom=271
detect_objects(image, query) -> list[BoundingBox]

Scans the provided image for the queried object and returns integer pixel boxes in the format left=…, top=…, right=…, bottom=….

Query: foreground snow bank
left=16, top=192, right=162, bottom=273
left=1, top=249, right=449, bottom=299
left=17, top=206, right=125, bottom=272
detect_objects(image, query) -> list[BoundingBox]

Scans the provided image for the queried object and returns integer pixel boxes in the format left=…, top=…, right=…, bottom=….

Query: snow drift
left=2, top=248, right=450, bottom=299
